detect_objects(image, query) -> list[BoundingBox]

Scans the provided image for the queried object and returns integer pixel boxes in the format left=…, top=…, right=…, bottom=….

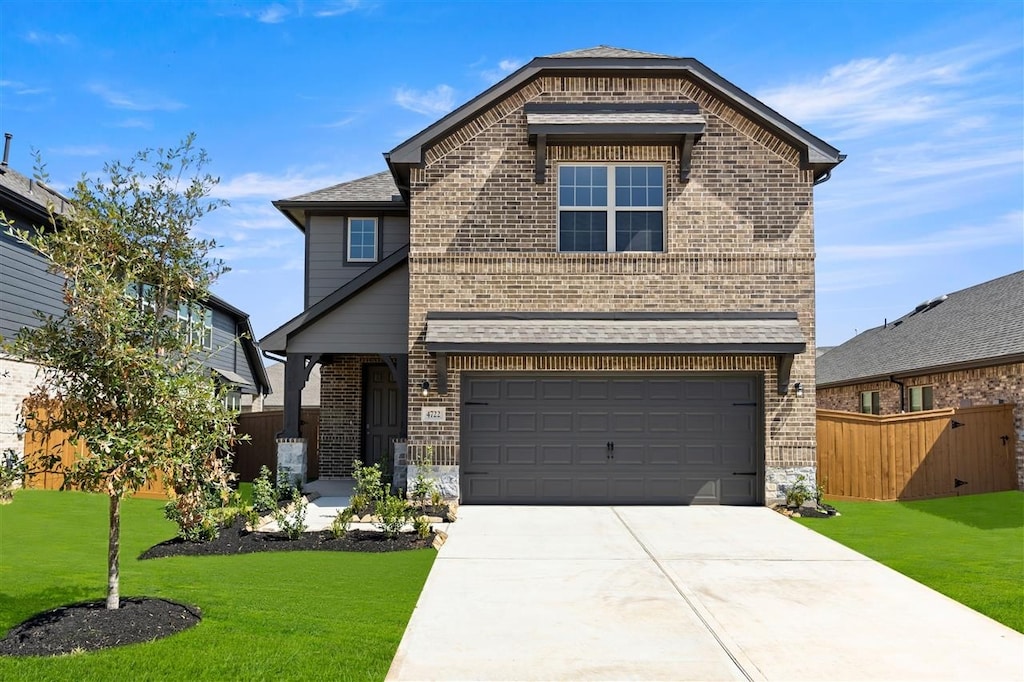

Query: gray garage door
left=461, top=374, right=760, bottom=505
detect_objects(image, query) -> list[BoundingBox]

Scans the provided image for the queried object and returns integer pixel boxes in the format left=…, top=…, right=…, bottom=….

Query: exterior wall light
left=420, top=380, right=430, bottom=396
left=794, top=382, right=803, bottom=398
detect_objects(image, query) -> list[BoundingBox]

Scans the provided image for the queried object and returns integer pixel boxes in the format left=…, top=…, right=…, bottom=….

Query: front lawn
left=0, top=490, right=435, bottom=680
left=796, top=491, right=1024, bottom=632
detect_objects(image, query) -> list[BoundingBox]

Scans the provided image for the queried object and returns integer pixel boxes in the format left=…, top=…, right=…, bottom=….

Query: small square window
left=347, top=218, right=378, bottom=262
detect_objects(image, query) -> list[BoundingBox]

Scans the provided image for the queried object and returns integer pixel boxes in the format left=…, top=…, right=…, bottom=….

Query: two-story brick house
left=261, top=46, right=843, bottom=504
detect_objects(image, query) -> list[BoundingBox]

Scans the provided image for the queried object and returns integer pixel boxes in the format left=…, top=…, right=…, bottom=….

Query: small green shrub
left=413, top=515, right=432, bottom=540
left=274, top=488, right=308, bottom=540
left=349, top=493, right=369, bottom=515
left=374, top=494, right=412, bottom=539
left=330, top=507, right=356, bottom=539
left=410, top=469, right=437, bottom=507
left=429, top=489, right=444, bottom=510
left=352, top=460, right=386, bottom=506
left=164, top=501, right=219, bottom=542
left=0, top=448, right=27, bottom=502
left=785, top=474, right=813, bottom=508
left=251, top=466, right=277, bottom=514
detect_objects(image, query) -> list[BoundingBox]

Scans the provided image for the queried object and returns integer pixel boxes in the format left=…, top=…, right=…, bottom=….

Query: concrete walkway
left=387, top=506, right=1024, bottom=681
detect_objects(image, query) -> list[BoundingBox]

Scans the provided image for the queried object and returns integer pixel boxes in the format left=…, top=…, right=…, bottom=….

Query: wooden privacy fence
left=816, top=404, right=1017, bottom=501
left=232, top=409, right=319, bottom=482
left=22, top=410, right=169, bottom=500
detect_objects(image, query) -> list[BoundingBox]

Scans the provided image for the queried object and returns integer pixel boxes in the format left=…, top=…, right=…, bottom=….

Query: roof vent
left=909, top=294, right=948, bottom=316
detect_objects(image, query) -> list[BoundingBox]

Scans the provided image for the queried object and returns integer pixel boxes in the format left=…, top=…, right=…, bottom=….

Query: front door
left=363, top=364, right=401, bottom=470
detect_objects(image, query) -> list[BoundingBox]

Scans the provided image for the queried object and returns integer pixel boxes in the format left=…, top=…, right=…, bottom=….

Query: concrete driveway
left=387, top=506, right=1023, bottom=681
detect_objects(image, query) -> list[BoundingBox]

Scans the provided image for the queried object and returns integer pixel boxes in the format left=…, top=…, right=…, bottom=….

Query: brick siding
left=405, top=73, right=818, bottom=501
left=318, top=355, right=380, bottom=478
left=817, top=361, right=1024, bottom=489
left=0, top=355, right=41, bottom=460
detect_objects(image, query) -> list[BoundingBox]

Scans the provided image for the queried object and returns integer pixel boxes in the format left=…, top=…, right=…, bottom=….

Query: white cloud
left=0, top=79, right=48, bottom=96
left=395, top=84, right=456, bottom=115
left=112, top=118, right=153, bottom=130
left=257, top=4, right=289, bottom=23
left=818, top=212, right=1023, bottom=262
left=24, top=30, right=76, bottom=46
left=86, top=83, right=185, bottom=111
left=319, top=115, right=356, bottom=128
left=756, top=41, right=1021, bottom=140
left=212, top=170, right=350, bottom=201
left=480, top=58, right=524, bottom=84
left=314, top=0, right=366, bottom=17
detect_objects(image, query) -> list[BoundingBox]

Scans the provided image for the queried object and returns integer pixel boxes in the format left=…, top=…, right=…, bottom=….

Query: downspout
left=262, top=349, right=287, bottom=364
left=889, top=376, right=906, bottom=413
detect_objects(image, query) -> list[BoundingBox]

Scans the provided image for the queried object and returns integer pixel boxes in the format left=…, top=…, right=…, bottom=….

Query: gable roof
left=386, top=45, right=844, bottom=197
left=259, top=244, right=409, bottom=353
left=272, top=171, right=405, bottom=231
left=817, top=271, right=1024, bottom=387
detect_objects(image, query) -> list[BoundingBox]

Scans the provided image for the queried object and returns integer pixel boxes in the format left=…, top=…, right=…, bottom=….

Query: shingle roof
left=425, top=313, right=806, bottom=354
left=817, top=271, right=1024, bottom=386
left=282, top=171, right=399, bottom=203
left=544, top=46, right=677, bottom=59
left=0, top=165, right=71, bottom=217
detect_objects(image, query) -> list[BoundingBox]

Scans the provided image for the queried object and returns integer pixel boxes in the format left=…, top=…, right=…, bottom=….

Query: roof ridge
left=543, top=45, right=680, bottom=59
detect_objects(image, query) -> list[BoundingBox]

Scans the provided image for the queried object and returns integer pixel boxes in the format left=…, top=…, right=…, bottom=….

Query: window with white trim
left=908, top=385, right=934, bottom=412
left=347, top=217, right=378, bottom=262
left=177, top=301, right=213, bottom=350
left=557, top=164, right=665, bottom=252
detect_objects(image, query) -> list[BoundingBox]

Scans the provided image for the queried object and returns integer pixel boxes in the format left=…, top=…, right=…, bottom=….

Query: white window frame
left=347, top=217, right=379, bottom=263
left=556, top=163, right=666, bottom=253
left=177, top=301, right=214, bottom=350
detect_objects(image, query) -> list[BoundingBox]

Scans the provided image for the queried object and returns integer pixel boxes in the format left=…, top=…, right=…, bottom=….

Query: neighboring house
left=261, top=46, right=844, bottom=504
left=0, top=136, right=270, bottom=460
left=242, top=362, right=320, bottom=412
left=817, top=270, right=1024, bottom=489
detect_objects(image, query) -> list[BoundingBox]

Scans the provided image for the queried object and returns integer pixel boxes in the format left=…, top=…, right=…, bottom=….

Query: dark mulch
left=139, top=521, right=435, bottom=560
left=0, top=597, right=200, bottom=658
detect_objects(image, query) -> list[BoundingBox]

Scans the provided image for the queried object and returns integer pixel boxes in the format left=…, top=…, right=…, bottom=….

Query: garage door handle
left=463, top=471, right=488, bottom=475
left=464, top=401, right=489, bottom=406
left=732, top=471, right=756, bottom=476
left=732, top=402, right=757, bottom=406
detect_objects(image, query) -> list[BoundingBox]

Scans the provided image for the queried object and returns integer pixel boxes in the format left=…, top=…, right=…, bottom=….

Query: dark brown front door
left=363, top=364, right=401, bottom=469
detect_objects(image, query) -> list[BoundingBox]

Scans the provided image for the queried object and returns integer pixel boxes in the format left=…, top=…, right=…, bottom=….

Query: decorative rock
left=432, top=531, right=448, bottom=550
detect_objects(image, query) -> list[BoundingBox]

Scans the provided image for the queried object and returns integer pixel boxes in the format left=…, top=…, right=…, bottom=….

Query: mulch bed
left=0, top=522, right=435, bottom=658
left=772, top=502, right=840, bottom=519
left=0, top=597, right=200, bottom=658
left=138, top=521, right=436, bottom=560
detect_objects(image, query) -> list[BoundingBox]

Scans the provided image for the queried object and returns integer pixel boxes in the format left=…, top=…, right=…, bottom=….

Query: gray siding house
left=262, top=47, right=844, bottom=504
left=0, top=140, right=270, bottom=458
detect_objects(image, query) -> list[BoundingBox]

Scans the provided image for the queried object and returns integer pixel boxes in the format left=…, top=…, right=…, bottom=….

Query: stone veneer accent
left=403, top=73, right=819, bottom=504
left=818, top=361, right=1024, bottom=490
left=0, top=355, right=41, bottom=462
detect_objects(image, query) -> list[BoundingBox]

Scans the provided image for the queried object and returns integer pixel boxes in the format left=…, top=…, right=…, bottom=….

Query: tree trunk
left=107, top=494, right=120, bottom=610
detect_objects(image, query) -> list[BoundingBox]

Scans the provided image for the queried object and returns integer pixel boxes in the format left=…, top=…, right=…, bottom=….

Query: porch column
left=276, top=353, right=320, bottom=488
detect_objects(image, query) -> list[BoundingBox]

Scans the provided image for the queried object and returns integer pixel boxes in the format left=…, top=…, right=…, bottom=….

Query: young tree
left=3, top=134, right=240, bottom=609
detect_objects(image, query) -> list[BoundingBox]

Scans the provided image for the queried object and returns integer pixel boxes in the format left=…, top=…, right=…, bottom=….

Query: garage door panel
left=540, top=444, right=573, bottom=465
left=506, top=412, right=537, bottom=432
left=578, top=412, right=609, bottom=431
left=465, top=444, right=500, bottom=466
left=505, top=380, right=537, bottom=401
left=612, top=412, right=645, bottom=432
left=461, top=374, right=760, bottom=505
left=505, top=445, right=537, bottom=465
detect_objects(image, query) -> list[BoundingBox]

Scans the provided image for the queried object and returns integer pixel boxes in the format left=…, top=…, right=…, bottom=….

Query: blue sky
left=1, top=0, right=1021, bottom=349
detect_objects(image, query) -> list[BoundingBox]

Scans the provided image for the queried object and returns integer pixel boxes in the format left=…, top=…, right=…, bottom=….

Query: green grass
left=796, top=491, right=1024, bottom=632
left=0, top=489, right=435, bottom=680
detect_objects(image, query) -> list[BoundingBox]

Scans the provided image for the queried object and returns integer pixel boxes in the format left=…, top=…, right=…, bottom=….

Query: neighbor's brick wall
left=0, top=355, right=41, bottom=460
left=817, top=361, right=1024, bottom=489
left=405, top=73, right=819, bottom=501
left=319, top=355, right=380, bottom=478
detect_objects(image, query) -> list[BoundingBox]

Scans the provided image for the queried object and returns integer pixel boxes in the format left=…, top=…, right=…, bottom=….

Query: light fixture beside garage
left=794, top=382, right=803, bottom=398
left=420, top=380, right=430, bottom=396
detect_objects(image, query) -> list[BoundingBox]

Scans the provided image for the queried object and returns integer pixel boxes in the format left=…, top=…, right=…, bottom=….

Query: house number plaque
left=421, top=407, right=446, bottom=423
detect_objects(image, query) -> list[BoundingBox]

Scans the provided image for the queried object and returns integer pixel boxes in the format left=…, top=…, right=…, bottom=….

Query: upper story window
left=347, top=217, right=378, bottom=263
left=177, top=301, right=214, bottom=350
left=557, top=164, right=664, bottom=253
left=908, top=385, right=934, bottom=412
